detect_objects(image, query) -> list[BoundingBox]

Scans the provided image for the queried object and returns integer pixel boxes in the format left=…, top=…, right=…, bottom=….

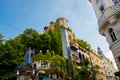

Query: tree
left=48, top=29, right=61, bottom=55
left=18, top=28, right=40, bottom=52
left=40, top=33, right=51, bottom=54
left=50, top=55, right=66, bottom=79
left=0, top=38, right=24, bottom=79
left=0, top=34, right=4, bottom=44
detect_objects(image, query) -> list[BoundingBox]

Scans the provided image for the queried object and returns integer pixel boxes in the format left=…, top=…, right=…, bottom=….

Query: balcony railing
left=98, top=2, right=120, bottom=27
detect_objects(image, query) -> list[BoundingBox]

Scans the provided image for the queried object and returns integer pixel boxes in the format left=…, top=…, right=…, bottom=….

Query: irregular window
left=41, top=61, right=48, bottom=68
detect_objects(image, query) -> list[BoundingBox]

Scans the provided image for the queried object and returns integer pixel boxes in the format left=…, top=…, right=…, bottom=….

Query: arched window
left=82, top=54, right=85, bottom=59
left=109, top=28, right=117, bottom=42
left=79, top=52, right=82, bottom=59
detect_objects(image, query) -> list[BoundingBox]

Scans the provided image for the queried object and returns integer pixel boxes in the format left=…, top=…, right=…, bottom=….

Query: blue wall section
left=17, top=49, right=35, bottom=69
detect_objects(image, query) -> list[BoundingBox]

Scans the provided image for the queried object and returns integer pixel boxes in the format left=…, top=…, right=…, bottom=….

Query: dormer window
left=109, top=28, right=117, bottom=42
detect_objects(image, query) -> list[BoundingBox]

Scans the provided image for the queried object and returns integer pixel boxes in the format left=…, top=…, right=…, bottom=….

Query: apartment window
left=117, top=56, right=120, bottom=63
left=31, top=53, right=34, bottom=57
left=82, top=54, right=85, bottom=59
left=79, top=52, right=82, bottom=59
left=112, top=0, right=120, bottom=4
left=109, top=28, right=117, bottom=42
left=99, top=5, right=105, bottom=13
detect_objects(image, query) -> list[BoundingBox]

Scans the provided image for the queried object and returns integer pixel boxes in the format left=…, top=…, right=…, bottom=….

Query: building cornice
left=98, top=3, right=120, bottom=35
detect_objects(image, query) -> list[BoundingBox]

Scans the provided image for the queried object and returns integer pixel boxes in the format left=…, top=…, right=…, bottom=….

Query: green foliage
left=48, top=29, right=62, bottom=56
left=77, top=39, right=91, bottom=50
left=49, top=21, right=54, bottom=24
left=33, top=52, right=66, bottom=79
left=79, top=66, right=90, bottom=78
left=67, top=27, right=72, bottom=32
left=0, top=36, right=24, bottom=79
left=80, top=58, right=89, bottom=66
left=73, top=59, right=97, bottom=80
left=50, top=55, right=66, bottom=78
left=0, top=24, right=93, bottom=79
left=32, top=52, right=52, bottom=61
left=40, top=33, right=51, bottom=54
left=50, top=55, right=66, bottom=68
left=0, top=34, right=4, bottom=44
left=20, top=28, right=40, bottom=52
left=54, top=21, right=63, bottom=56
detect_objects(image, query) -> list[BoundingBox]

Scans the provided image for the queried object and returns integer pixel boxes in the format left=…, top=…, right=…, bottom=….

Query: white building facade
left=89, top=0, right=120, bottom=71
left=97, top=47, right=118, bottom=80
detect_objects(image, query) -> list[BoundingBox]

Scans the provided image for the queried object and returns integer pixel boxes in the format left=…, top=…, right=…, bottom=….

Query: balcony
left=98, top=3, right=120, bottom=33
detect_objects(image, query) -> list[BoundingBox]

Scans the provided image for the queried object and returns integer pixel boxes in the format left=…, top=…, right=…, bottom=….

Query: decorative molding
left=112, top=3, right=120, bottom=12
left=98, top=3, right=120, bottom=27
left=109, top=17, right=117, bottom=25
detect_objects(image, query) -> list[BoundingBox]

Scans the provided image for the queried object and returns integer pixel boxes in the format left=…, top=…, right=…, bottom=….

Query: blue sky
left=0, top=0, right=117, bottom=69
